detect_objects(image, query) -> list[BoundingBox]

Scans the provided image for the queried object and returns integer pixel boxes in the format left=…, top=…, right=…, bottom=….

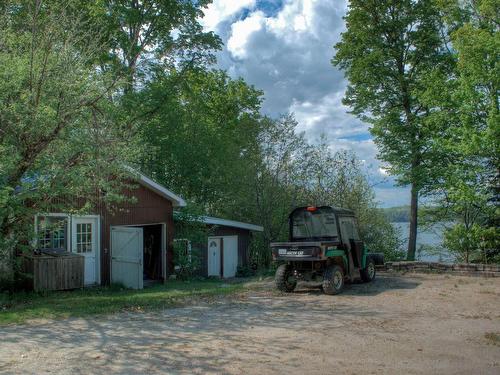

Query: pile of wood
left=380, top=261, right=500, bottom=277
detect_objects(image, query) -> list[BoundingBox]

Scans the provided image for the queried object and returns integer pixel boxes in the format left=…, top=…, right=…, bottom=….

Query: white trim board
left=125, top=166, right=186, bottom=207
left=200, top=216, right=263, bottom=232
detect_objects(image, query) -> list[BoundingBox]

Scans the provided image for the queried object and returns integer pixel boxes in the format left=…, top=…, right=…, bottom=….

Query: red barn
left=33, top=171, right=185, bottom=290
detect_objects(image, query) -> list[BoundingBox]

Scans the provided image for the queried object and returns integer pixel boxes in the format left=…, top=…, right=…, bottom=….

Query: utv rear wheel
left=275, top=264, right=297, bottom=292
left=361, top=258, right=376, bottom=282
left=322, top=265, right=344, bottom=295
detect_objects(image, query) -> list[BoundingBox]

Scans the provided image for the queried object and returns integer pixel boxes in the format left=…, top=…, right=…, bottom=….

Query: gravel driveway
left=1, top=273, right=499, bottom=375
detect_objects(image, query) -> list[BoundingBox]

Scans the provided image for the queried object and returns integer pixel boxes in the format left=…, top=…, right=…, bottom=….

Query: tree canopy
left=333, top=0, right=455, bottom=260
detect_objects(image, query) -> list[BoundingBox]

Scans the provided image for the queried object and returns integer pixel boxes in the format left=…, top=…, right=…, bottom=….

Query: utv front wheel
left=322, top=265, right=344, bottom=295
left=275, top=264, right=297, bottom=292
left=360, top=258, right=376, bottom=282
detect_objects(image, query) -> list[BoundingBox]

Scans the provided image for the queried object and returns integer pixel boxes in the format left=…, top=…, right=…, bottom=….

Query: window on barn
left=37, top=216, right=68, bottom=251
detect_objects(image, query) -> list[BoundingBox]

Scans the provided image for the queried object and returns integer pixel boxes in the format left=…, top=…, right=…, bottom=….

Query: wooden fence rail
left=377, top=261, right=500, bottom=277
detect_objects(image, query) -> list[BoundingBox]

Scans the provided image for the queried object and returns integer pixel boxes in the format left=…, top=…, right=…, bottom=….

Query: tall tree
left=441, top=0, right=499, bottom=215
left=0, top=1, right=139, bottom=279
left=332, top=0, right=452, bottom=259
left=420, top=0, right=499, bottom=262
left=81, top=0, right=221, bottom=93
left=138, top=69, right=263, bottom=211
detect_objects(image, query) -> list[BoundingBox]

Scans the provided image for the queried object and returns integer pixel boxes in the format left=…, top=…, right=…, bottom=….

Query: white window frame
left=34, top=213, right=101, bottom=285
left=34, top=213, right=71, bottom=251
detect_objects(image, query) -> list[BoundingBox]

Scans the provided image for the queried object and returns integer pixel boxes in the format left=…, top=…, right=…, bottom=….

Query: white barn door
left=222, top=236, right=238, bottom=278
left=207, top=237, right=221, bottom=276
left=111, top=226, right=143, bottom=289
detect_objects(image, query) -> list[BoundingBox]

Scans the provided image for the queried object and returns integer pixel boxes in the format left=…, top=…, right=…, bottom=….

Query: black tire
left=322, top=265, right=344, bottom=295
left=360, top=257, right=376, bottom=282
left=275, top=264, right=297, bottom=292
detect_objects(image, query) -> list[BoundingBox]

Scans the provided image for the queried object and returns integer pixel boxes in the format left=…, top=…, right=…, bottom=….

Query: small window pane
left=37, top=216, right=67, bottom=251
left=76, top=222, right=92, bottom=253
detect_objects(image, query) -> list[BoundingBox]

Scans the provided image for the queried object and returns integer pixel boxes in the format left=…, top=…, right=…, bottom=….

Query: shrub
left=173, top=240, right=201, bottom=280
left=235, top=265, right=254, bottom=278
left=444, top=224, right=500, bottom=264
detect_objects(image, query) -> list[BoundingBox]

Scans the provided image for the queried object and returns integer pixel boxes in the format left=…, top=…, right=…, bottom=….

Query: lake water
left=392, top=222, right=455, bottom=263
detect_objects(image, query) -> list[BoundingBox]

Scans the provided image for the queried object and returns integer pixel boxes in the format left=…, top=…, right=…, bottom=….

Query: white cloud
left=227, top=11, right=265, bottom=59
left=200, top=0, right=256, bottom=32
left=290, top=91, right=367, bottom=138
left=266, top=0, right=315, bottom=35
left=208, top=0, right=408, bottom=207
left=378, top=167, right=389, bottom=176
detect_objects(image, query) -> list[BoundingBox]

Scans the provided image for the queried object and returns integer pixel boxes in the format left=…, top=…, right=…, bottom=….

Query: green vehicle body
left=271, top=206, right=384, bottom=294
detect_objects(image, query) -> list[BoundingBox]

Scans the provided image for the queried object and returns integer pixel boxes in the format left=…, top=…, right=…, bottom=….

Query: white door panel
left=111, top=226, right=143, bottom=289
left=222, top=236, right=238, bottom=278
left=207, top=237, right=221, bottom=276
left=72, top=217, right=98, bottom=285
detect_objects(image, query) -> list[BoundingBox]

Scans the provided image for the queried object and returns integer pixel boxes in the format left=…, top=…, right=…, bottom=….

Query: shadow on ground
left=0, top=275, right=422, bottom=374
left=290, top=273, right=421, bottom=296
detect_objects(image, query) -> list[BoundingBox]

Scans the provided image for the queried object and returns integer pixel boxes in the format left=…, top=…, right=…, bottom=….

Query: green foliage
left=173, top=240, right=201, bottom=281
left=237, top=115, right=312, bottom=264
left=0, top=0, right=407, bottom=281
left=362, top=209, right=406, bottom=261
left=300, top=139, right=403, bottom=261
left=444, top=224, right=500, bottom=264
left=333, top=0, right=451, bottom=185
left=235, top=265, right=255, bottom=278
left=417, top=0, right=499, bottom=262
left=332, top=0, right=454, bottom=260
left=0, top=2, right=141, bottom=283
left=172, top=206, right=211, bottom=280
left=79, top=0, right=221, bottom=91
left=416, top=243, right=450, bottom=263
left=139, top=69, right=263, bottom=209
left=0, top=0, right=222, bottom=285
left=0, top=279, right=247, bottom=325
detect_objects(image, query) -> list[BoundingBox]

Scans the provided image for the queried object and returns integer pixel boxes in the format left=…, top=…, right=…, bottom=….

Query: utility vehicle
left=271, top=206, right=384, bottom=295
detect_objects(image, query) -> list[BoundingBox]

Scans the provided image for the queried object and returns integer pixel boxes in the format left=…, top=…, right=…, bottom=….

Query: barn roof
left=127, top=167, right=186, bottom=207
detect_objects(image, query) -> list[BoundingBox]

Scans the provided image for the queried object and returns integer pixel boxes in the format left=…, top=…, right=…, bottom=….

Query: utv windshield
left=291, top=207, right=338, bottom=240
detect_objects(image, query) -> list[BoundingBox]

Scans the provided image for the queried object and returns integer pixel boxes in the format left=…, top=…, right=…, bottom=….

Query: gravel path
left=1, top=273, right=499, bottom=374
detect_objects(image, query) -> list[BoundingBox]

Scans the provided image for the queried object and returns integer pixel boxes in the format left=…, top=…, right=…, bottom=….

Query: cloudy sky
left=200, top=0, right=410, bottom=208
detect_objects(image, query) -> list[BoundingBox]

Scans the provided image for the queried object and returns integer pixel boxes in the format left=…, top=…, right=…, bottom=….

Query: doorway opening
left=138, top=224, right=163, bottom=282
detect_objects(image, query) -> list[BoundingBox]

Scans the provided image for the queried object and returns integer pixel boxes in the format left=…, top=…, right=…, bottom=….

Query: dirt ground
left=1, top=272, right=499, bottom=375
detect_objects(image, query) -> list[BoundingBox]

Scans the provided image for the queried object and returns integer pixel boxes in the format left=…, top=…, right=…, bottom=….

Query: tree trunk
left=407, top=183, right=418, bottom=260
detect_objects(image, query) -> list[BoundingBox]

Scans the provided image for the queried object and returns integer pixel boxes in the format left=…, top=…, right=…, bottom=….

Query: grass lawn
left=0, top=279, right=248, bottom=326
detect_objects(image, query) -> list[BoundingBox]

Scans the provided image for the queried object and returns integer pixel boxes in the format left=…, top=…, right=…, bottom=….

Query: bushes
left=444, top=224, right=500, bottom=264
left=173, top=240, right=201, bottom=280
left=358, top=208, right=405, bottom=261
left=235, top=265, right=254, bottom=278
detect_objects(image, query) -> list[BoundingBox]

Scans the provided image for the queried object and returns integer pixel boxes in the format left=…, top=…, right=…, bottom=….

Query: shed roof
left=290, top=206, right=355, bottom=216
left=199, top=216, right=264, bottom=232
left=174, top=212, right=263, bottom=232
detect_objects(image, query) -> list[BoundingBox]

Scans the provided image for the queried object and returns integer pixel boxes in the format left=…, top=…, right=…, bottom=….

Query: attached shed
left=33, top=171, right=186, bottom=290
left=174, top=214, right=263, bottom=278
